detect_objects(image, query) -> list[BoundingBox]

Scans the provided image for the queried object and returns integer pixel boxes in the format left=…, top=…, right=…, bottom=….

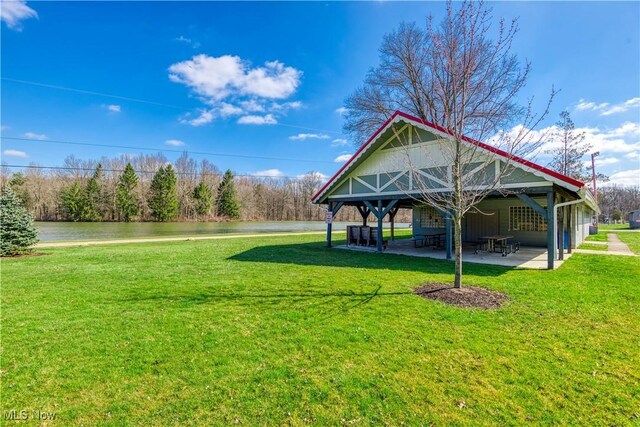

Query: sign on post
left=325, top=211, right=333, bottom=224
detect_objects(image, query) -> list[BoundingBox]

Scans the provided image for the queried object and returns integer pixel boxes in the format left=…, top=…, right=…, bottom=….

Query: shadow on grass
left=228, top=241, right=511, bottom=277
left=119, top=285, right=412, bottom=318
left=117, top=242, right=510, bottom=317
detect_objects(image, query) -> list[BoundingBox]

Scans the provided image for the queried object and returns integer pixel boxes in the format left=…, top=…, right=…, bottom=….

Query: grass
left=599, top=223, right=631, bottom=231
left=578, top=243, right=608, bottom=251
left=2, top=234, right=639, bottom=426
left=585, top=231, right=608, bottom=242
left=616, top=232, right=640, bottom=255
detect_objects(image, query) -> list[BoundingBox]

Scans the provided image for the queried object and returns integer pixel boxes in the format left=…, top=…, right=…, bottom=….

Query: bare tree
left=347, top=1, right=554, bottom=287
left=546, top=111, right=594, bottom=182
left=599, top=184, right=640, bottom=222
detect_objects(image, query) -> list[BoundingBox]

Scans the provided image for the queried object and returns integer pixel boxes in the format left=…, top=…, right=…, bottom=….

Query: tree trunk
left=453, top=140, right=463, bottom=288
left=454, top=211, right=463, bottom=288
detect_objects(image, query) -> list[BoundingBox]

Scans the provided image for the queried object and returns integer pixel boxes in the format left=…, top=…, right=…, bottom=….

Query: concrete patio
left=336, top=238, right=572, bottom=269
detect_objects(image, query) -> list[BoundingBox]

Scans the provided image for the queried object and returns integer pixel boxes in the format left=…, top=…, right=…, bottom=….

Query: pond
left=35, top=221, right=412, bottom=242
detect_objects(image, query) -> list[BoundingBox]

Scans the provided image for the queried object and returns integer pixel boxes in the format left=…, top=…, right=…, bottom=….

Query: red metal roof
left=312, top=110, right=586, bottom=203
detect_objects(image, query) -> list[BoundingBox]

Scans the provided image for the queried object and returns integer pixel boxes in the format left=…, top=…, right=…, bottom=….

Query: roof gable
left=312, top=111, right=587, bottom=204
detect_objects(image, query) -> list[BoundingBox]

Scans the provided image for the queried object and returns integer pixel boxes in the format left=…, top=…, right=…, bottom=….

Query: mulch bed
left=414, top=283, right=508, bottom=309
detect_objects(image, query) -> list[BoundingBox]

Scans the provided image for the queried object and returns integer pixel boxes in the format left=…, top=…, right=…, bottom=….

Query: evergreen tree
left=60, top=182, right=84, bottom=221
left=149, top=165, right=179, bottom=221
left=216, top=169, right=240, bottom=219
left=116, top=163, right=140, bottom=222
left=0, top=186, right=38, bottom=256
left=547, top=111, right=592, bottom=181
left=9, top=172, right=32, bottom=209
left=82, top=163, right=103, bottom=221
left=192, top=181, right=212, bottom=217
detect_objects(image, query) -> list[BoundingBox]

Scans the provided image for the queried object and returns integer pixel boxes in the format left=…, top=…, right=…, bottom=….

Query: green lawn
left=578, top=243, right=608, bottom=251
left=2, top=234, right=639, bottom=425
left=616, top=232, right=640, bottom=255
left=599, top=223, right=632, bottom=231
left=585, top=231, right=608, bottom=242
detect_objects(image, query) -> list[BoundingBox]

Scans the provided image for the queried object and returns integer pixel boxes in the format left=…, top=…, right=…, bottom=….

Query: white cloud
left=289, top=133, right=330, bottom=141
left=1, top=0, right=37, bottom=30
left=605, top=169, right=640, bottom=187
left=219, top=103, right=243, bottom=117
left=607, top=121, right=640, bottom=138
left=594, top=157, right=620, bottom=167
left=182, top=109, right=215, bottom=126
left=239, top=100, right=265, bottom=113
left=283, top=101, right=302, bottom=110
left=175, top=35, right=200, bottom=49
left=574, top=97, right=640, bottom=116
left=252, top=168, right=284, bottom=178
left=497, top=121, right=640, bottom=158
left=237, top=114, right=277, bottom=125
left=0, top=125, right=9, bottom=132
left=23, top=132, right=46, bottom=140
left=601, top=98, right=640, bottom=116
left=165, top=139, right=185, bottom=147
left=334, top=153, right=353, bottom=163
left=169, top=54, right=302, bottom=126
left=575, top=100, right=609, bottom=112
left=626, top=151, right=640, bottom=160
left=243, top=60, right=302, bottom=99
left=581, top=156, right=621, bottom=170
left=335, top=107, right=349, bottom=115
left=331, top=138, right=349, bottom=147
left=270, top=101, right=303, bottom=112
left=105, top=104, right=121, bottom=113
left=169, top=55, right=242, bottom=100
left=296, top=171, right=329, bottom=181
left=169, top=54, right=301, bottom=100
left=2, top=149, right=27, bottom=158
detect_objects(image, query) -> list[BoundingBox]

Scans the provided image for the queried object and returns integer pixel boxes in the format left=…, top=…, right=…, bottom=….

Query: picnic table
left=414, top=232, right=447, bottom=249
left=476, top=235, right=518, bottom=256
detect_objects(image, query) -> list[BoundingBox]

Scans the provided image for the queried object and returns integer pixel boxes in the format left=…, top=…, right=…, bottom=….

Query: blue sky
left=1, top=1, right=639, bottom=185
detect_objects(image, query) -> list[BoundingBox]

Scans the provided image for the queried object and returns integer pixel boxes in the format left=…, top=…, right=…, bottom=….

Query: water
left=35, top=221, right=411, bottom=242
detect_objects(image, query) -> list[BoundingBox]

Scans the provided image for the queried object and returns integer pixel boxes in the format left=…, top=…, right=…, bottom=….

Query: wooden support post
left=445, top=210, right=452, bottom=260
left=356, top=205, right=369, bottom=227
left=390, top=213, right=395, bottom=241
left=558, top=198, right=564, bottom=261
left=326, top=202, right=333, bottom=248
left=516, top=193, right=547, bottom=218
left=388, top=205, right=400, bottom=241
left=377, top=200, right=383, bottom=252
left=547, top=191, right=555, bottom=270
left=567, top=205, right=573, bottom=253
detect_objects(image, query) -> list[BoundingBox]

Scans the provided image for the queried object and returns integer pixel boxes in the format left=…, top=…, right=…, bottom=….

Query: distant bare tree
left=6, top=151, right=337, bottom=223
left=347, top=1, right=554, bottom=287
left=599, top=184, right=640, bottom=222
left=175, top=152, right=198, bottom=219
left=546, top=111, right=592, bottom=182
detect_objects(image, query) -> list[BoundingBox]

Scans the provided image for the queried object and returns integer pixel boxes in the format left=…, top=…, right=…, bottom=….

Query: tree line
left=1, top=152, right=407, bottom=223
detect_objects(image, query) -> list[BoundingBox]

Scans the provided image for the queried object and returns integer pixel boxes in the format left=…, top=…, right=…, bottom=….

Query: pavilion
left=311, top=111, right=598, bottom=269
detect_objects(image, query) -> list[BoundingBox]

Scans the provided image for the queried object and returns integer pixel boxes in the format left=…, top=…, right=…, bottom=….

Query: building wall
left=413, top=197, right=594, bottom=248
left=576, top=205, right=593, bottom=243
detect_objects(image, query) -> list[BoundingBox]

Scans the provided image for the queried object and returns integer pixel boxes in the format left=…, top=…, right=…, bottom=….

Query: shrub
left=0, top=186, right=39, bottom=256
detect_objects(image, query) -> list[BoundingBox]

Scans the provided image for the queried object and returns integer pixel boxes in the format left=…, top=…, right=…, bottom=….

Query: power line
left=1, top=77, right=343, bottom=135
left=0, top=136, right=335, bottom=164
left=1, top=163, right=323, bottom=181
left=2, top=77, right=183, bottom=109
